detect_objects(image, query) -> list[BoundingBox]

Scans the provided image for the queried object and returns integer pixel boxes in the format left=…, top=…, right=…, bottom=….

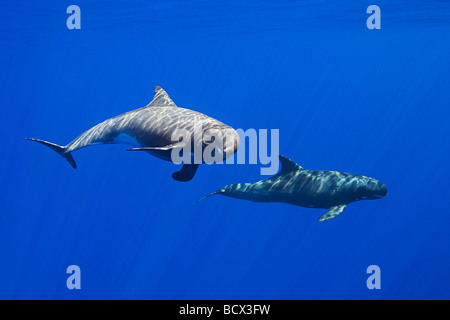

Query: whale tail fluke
left=25, top=138, right=77, bottom=169
left=197, top=189, right=225, bottom=203
left=197, top=192, right=217, bottom=203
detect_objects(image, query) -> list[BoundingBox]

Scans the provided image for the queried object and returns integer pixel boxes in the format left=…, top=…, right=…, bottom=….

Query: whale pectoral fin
left=172, top=164, right=199, bottom=182
left=318, top=204, right=347, bottom=222
left=126, top=142, right=183, bottom=151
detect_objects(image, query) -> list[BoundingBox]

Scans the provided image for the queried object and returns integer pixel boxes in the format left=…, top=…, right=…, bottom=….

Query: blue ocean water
left=1, top=1, right=450, bottom=299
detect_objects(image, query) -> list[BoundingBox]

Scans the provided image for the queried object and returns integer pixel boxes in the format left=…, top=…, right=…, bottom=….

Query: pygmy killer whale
left=200, top=156, right=387, bottom=221
left=26, top=86, right=240, bottom=182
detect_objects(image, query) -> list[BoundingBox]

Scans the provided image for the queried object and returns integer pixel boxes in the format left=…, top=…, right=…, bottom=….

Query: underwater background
left=1, top=0, right=450, bottom=299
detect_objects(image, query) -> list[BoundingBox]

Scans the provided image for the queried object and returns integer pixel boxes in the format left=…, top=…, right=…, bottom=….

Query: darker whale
left=26, top=86, right=240, bottom=182
left=201, top=156, right=387, bottom=221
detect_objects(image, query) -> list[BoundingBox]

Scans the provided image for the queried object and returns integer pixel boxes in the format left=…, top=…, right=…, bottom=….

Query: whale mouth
left=369, top=182, right=388, bottom=199
left=378, top=183, right=388, bottom=197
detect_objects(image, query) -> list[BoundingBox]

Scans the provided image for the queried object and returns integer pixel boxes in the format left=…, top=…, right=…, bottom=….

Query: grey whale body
left=201, top=156, right=387, bottom=221
left=26, top=86, right=240, bottom=182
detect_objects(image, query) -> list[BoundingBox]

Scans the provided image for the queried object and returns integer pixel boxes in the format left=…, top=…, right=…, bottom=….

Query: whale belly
left=112, top=133, right=141, bottom=147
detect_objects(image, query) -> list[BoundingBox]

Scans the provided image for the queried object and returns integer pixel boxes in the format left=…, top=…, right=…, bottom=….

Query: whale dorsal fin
left=146, top=86, right=178, bottom=107
left=278, top=155, right=303, bottom=175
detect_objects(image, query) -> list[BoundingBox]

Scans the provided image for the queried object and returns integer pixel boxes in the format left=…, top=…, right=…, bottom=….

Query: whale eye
left=203, top=129, right=220, bottom=145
